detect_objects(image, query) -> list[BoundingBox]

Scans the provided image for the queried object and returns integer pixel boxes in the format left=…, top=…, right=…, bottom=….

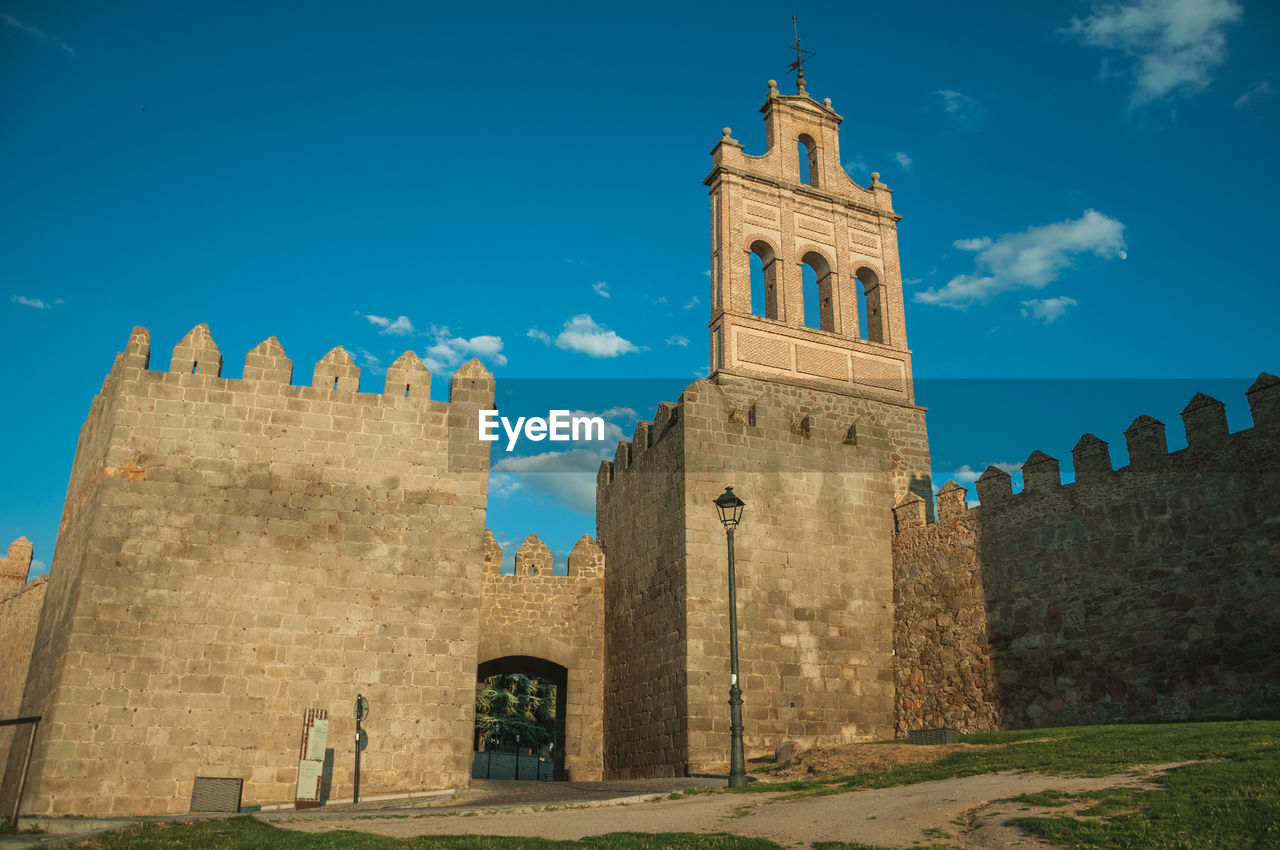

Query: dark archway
left=475, top=655, right=568, bottom=781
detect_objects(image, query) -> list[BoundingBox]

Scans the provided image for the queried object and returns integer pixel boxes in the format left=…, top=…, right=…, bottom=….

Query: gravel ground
left=267, top=765, right=1180, bottom=849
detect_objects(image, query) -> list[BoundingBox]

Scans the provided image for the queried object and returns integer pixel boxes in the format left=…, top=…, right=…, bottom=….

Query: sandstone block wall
left=600, top=373, right=932, bottom=777
left=597, top=402, right=689, bottom=778
left=0, top=539, right=46, bottom=776
left=478, top=531, right=605, bottom=781
left=2, top=325, right=493, bottom=816
left=893, top=376, right=1280, bottom=734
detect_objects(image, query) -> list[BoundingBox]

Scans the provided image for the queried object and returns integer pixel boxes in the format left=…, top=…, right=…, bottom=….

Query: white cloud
left=1065, top=0, right=1243, bottom=106
left=492, top=448, right=607, bottom=514
left=683, top=296, right=701, bottom=310
left=566, top=407, right=635, bottom=445
left=1020, top=296, right=1080, bottom=323
left=490, top=472, right=522, bottom=498
left=843, top=157, right=868, bottom=175
left=554, top=314, right=639, bottom=358
left=526, top=328, right=551, bottom=345
left=892, top=151, right=913, bottom=172
left=352, top=347, right=385, bottom=374
left=11, top=295, right=55, bottom=309
left=1234, top=81, right=1274, bottom=109
left=593, top=281, right=611, bottom=299
left=935, top=89, right=984, bottom=128
left=29, top=558, right=48, bottom=578
left=357, top=312, right=417, bottom=336
left=1, top=13, right=75, bottom=56
left=653, top=296, right=669, bottom=305
left=915, top=210, right=1127, bottom=308
left=665, top=335, right=689, bottom=348
left=423, top=325, right=507, bottom=373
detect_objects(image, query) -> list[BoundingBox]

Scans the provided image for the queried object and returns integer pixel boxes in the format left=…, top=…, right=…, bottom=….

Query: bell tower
left=705, top=78, right=914, bottom=403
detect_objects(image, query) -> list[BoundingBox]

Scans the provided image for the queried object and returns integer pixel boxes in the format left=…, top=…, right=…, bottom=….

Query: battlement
left=480, top=530, right=604, bottom=579
left=894, top=373, right=1279, bottom=528
left=892, top=373, right=1280, bottom=736
left=113, top=324, right=487, bottom=406
left=597, top=395, right=686, bottom=490
left=0, top=537, right=34, bottom=595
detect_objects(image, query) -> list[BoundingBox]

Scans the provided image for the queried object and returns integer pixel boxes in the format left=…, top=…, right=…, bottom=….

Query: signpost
left=294, top=708, right=329, bottom=810
left=353, top=694, right=369, bottom=805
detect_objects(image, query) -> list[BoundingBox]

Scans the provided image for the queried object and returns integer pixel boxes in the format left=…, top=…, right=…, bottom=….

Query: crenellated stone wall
left=478, top=531, right=605, bottom=780
left=0, top=539, right=46, bottom=776
left=1, top=325, right=494, bottom=816
left=893, top=375, right=1280, bottom=734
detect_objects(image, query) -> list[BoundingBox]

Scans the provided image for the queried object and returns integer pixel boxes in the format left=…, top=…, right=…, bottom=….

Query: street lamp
left=713, top=486, right=748, bottom=788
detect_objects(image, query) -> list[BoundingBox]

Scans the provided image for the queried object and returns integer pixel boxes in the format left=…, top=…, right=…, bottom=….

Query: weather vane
left=786, top=15, right=816, bottom=93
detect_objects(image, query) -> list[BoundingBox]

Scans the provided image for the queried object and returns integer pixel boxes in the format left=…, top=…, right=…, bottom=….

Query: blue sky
left=3, top=1, right=1277, bottom=577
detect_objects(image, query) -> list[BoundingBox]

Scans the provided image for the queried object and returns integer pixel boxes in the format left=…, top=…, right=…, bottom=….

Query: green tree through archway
left=474, top=673, right=557, bottom=753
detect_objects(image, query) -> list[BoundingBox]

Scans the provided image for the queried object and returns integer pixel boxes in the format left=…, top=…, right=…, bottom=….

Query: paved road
left=268, top=767, right=1172, bottom=848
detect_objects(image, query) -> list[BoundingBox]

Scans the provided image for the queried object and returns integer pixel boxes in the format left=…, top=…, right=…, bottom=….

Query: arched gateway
left=476, top=532, right=605, bottom=781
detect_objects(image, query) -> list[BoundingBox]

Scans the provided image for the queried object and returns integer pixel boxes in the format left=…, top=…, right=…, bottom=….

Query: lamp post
left=714, top=486, right=748, bottom=789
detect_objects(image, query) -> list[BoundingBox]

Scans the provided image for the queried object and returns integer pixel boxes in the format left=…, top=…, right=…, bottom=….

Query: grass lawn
left=72, top=820, right=783, bottom=849
left=67, top=720, right=1278, bottom=849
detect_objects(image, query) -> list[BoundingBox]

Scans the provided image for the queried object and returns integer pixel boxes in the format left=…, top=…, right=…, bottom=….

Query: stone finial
left=514, top=534, right=552, bottom=577
left=716, top=126, right=743, bottom=152
left=482, top=529, right=503, bottom=575
left=169, top=323, right=222, bottom=376
left=448, top=358, right=494, bottom=406
left=767, top=79, right=779, bottom=97
left=1072, top=434, right=1112, bottom=484
left=1125, top=415, right=1168, bottom=469
left=385, top=350, right=431, bottom=400
left=123, top=326, right=151, bottom=369
left=1181, top=392, right=1228, bottom=449
left=936, top=480, right=968, bottom=521
left=1022, top=450, right=1061, bottom=494
left=243, top=336, right=293, bottom=384
left=568, top=535, right=604, bottom=578
left=823, top=97, right=832, bottom=109
left=975, top=465, right=1013, bottom=505
left=893, top=493, right=927, bottom=530
left=312, top=346, right=360, bottom=393
left=1246, top=372, right=1279, bottom=430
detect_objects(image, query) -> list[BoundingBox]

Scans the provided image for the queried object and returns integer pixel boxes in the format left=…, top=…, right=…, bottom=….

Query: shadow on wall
left=894, top=375, right=1280, bottom=734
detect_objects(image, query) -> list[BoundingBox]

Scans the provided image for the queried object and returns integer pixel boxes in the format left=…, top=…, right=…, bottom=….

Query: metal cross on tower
left=786, top=16, right=816, bottom=93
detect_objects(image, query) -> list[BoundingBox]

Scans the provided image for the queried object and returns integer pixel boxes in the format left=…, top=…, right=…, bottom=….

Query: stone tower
left=598, top=78, right=932, bottom=779
left=707, top=78, right=914, bottom=402
left=2, top=326, right=495, bottom=816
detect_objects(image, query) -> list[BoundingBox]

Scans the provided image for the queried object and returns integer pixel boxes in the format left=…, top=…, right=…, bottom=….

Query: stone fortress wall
left=892, top=375, right=1280, bottom=735
left=2, top=325, right=497, bottom=816
left=0, top=539, right=46, bottom=775
left=478, top=530, right=606, bottom=781
left=597, top=372, right=933, bottom=778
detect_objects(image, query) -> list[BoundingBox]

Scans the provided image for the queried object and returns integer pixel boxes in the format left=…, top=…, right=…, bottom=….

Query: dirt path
left=273, top=764, right=1180, bottom=848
